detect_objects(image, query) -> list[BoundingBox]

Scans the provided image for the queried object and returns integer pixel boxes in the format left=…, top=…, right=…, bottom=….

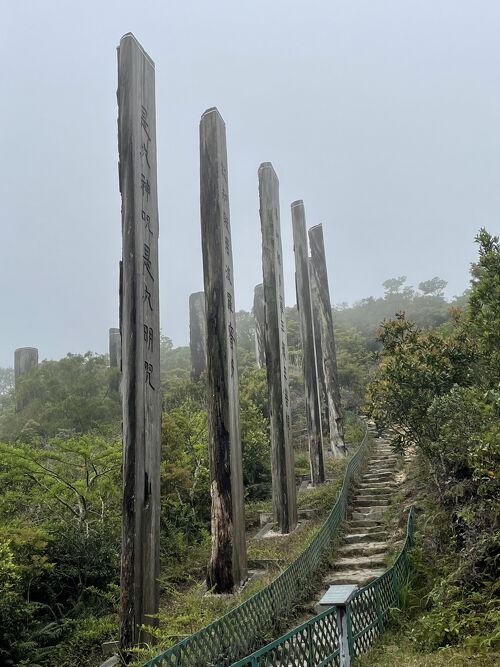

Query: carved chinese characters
left=117, top=33, right=161, bottom=649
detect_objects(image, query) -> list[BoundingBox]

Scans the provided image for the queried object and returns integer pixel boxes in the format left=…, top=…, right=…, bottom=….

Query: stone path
left=322, top=433, right=401, bottom=590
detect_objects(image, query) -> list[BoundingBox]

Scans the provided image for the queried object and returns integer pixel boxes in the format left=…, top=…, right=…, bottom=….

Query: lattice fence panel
left=144, top=429, right=371, bottom=667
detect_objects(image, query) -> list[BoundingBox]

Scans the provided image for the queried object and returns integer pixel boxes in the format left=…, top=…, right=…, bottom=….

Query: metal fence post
left=335, top=603, right=354, bottom=667
left=374, top=585, right=384, bottom=636
left=307, top=620, right=314, bottom=665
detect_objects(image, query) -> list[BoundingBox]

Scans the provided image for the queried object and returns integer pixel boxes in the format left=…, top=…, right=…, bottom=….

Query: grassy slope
left=355, top=635, right=499, bottom=667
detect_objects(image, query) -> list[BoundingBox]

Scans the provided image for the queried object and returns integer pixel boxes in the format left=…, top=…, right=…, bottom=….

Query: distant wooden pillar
left=117, top=33, right=161, bottom=650
left=291, top=200, right=325, bottom=485
left=259, top=162, right=297, bottom=534
left=309, top=224, right=346, bottom=457
left=189, top=291, right=207, bottom=381
left=109, top=328, right=121, bottom=368
left=14, top=347, right=38, bottom=412
left=200, top=107, right=247, bottom=592
left=252, top=283, right=266, bottom=368
left=310, top=259, right=330, bottom=439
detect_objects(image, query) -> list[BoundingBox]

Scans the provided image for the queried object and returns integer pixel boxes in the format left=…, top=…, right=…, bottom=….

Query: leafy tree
left=367, top=313, right=475, bottom=453
left=0, top=433, right=121, bottom=665
left=418, top=276, right=448, bottom=297
left=239, top=368, right=271, bottom=497
left=469, top=229, right=500, bottom=384
left=0, top=353, right=121, bottom=441
left=0, top=435, right=121, bottom=533
left=0, top=367, right=14, bottom=414
left=0, top=367, right=14, bottom=398
left=236, top=309, right=258, bottom=373
left=382, top=275, right=409, bottom=296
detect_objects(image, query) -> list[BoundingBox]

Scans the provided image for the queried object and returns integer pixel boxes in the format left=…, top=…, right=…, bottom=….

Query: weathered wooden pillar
left=309, top=259, right=330, bottom=439
left=189, top=291, right=207, bottom=381
left=117, top=33, right=161, bottom=650
left=14, top=347, right=38, bottom=412
left=259, top=162, right=297, bottom=533
left=109, top=328, right=121, bottom=368
left=291, top=200, right=325, bottom=484
left=200, top=107, right=247, bottom=592
left=308, top=224, right=346, bottom=457
left=252, top=283, right=266, bottom=368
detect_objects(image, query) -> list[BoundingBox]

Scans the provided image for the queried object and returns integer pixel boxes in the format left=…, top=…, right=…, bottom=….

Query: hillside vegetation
left=363, top=229, right=500, bottom=664
left=0, top=236, right=494, bottom=665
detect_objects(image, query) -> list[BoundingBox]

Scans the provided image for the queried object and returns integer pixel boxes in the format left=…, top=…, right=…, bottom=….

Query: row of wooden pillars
left=117, top=33, right=345, bottom=654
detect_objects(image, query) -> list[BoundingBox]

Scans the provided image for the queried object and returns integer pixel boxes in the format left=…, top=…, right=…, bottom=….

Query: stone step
left=358, top=481, right=398, bottom=488
left=343, top=530, right=387, bottom=544
left=356, top=486, right=397, bottom=495
left=362, top=474, right=395, bottom=482
left=334, top=554, right=387, bottom=571
left=356, top=491, right=393, bottom=500
left=353, top=497, right=391, bottom=507
left=348, top=515, right=384, bottom=527
left=338, top=542, right=389, bottom=557
left=326, top=568, right=386, bottom=586
left=365, top=460, right=396, bottom=467
left=351, top=512, right=386, bottom=522
left=366, top=463, right=397, bottom=472
left=351, top=510, right=385, bottom=522
left=362, top=472, right=396, bottom=479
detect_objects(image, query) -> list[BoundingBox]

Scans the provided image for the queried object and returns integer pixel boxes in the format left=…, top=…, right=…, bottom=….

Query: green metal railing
left=230, top=506, right=416, bottom=666
left=145, top=427, right=370, bottom=667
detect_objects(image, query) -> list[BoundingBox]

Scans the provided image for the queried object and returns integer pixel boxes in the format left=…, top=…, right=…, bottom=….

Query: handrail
left=230, top=506, right=416, bottom=666
left=144, top=426, right=370, bottom=667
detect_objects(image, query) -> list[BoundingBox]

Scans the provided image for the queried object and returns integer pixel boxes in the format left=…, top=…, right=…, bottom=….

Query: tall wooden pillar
left=252, top=283, right=266, bottom=368
left=200, top=107, right=247, bottom=592
left=308, top=224, right=346, bottom=457
left=189, top=291, right=207, bottom=381
left=291, top=201, right=325, bottom=485
left=117, top=33, right=161, bottom=649
left=259, top=162, right=297, bottom=533
left=14, top=347, right=38, bottom=412
left=310, top=260, right=330, bottom=439
left=109, top=328, right=121, bottom=368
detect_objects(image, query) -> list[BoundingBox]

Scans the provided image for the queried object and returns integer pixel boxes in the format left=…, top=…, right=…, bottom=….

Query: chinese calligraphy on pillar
left=117, top=33, right=161, bottom=650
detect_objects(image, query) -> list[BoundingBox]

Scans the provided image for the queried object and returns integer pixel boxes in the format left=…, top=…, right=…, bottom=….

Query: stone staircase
left=323, top=435, right=400, bottom=588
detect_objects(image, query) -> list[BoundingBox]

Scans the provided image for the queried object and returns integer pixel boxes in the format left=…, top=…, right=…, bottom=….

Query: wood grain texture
left=189, top=291, right=207, bottom=381
left=200, top=107, right=247, bottom=592
left=117, top=33, right=161, bottom=650
left=252, top=283, right=266, bottom=368
left=291, top=201, right=325, bottom=485
left=310, top=259, right=330, bottom=438
left=259, top=163, right=297, bottom=533
left=308, top=224, right=346, bottom=457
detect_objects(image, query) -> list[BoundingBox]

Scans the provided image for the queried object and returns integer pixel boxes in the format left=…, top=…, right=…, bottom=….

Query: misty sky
left=1, top=1, right=499, bottom=367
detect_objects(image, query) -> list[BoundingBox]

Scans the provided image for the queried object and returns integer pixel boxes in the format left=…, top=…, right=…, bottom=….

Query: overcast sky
left=1, top=1, right=499, bottom=367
